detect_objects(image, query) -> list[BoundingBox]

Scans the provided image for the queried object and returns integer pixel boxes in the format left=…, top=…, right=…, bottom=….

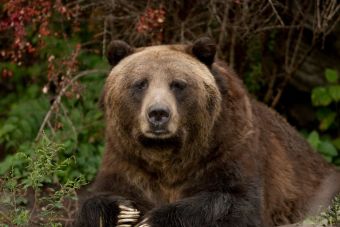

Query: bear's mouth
left=138, top=134, right=182, bottom=150
left=146, top=129, right=169, bottom=136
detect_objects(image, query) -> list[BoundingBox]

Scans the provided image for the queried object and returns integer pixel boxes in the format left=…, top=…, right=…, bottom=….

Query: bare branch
left=268, top=0, right=285, bottom=25
left=35, top=69, right=107, bottom=142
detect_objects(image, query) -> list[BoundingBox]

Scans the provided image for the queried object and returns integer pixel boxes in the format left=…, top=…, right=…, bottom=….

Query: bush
left=0, top=134, right=86, bottom=226
left=307, top=69, right=340, bottom=164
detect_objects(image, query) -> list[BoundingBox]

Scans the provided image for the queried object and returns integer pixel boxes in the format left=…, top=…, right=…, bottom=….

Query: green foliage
left=39, top=177, right=85, bottom=224
left=0, top=88, right=49, bottom=151
left=307, top=131, right=320, bottom=149
left=22, top=135, right=70, bottom=189
left=0, top=134, right=86, bottom=226
left=312, top=69, right=339, bottom=106
left=303, top=194, right=340, bottom=226
left=307, top=131, right=338, bottom=162
left=40, top=36, right=79, bottom=58
left=312, top=87, right=333, bottom=106
left=323, top=195, right=340, bottom=225
left=12, top=209, right=30, bottom=226
left=325, top=69, right=339, bottom=84
left=307, top=68, right=340, bottom=164
left=54, top=74, right=106, bottom=182
left=0, top=2, right=108, bottom=221
left=329, top=85, right=340, bottom=102
left=0, top=73, right=106, bottom=182
left=316, top=108, right=337, bottom=131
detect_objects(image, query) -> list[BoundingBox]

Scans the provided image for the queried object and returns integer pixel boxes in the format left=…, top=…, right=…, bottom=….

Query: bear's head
left=103, top=38, right=222, bottom=154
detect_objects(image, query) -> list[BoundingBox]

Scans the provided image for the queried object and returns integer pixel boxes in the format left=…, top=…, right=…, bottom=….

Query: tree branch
left=35, top=69, right=107, bottom=142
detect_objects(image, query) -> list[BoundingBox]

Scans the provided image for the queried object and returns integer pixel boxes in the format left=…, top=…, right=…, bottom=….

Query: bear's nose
left=147, top=104, right=170, bottom=128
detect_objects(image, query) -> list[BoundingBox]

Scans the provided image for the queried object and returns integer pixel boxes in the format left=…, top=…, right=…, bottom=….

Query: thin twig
left=35, top=69, right=107, bottom=142
left=47, top=120, right=56, bottom=136
left=60, top=103, right=78, bottom=148
left=102, top=17, right=107, bottom=58
left=289, top=28, right=305, bottom=72
left=268, top=0, right=285, bottom=25
left=29, top=189, right=39, bottom=225
left=217, top=2, right=229, bottom=57
left=317, top=0, right=321, bottom=31
left=264, top=66, right=278, bottom=104
left=272, top=11, right=304, bottom=107
left=0, top=211, right=12, bottom=224
left=229, top=26, right=236, bottom=68
left=180, top=22, right=185, bottom=43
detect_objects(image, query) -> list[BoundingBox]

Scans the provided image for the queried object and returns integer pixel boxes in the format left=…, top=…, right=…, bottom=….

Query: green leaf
left=307, top=131, right=320, bottom=149
left=319, top=112, right=336, bottom=131
left=0, top=155, right=16, bottom=175
left=332, top=138, right=340, bottom=150
left=0, top=124, right=16, bottom=138
left=311, top=87, right=332, bottom=106
left=322, top=155, right=333, bottom=163
left=328, top=85, right=340, bottom=102
left=325, top=69, right=338, bottom=83
left=317, top=140, right=338, bottom=157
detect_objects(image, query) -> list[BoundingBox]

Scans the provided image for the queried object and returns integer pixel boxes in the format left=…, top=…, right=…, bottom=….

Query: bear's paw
left=116, top=203, right=140, bottom=227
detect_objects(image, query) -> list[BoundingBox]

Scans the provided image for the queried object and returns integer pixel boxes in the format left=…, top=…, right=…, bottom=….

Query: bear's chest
left=124, top=165, right=184, bottom=205
left=141, top=183, right=183, bottom=206
left=159, top=184, right=182, bottom=203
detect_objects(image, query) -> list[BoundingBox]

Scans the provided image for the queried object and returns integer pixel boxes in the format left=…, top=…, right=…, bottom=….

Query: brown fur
left=83, top=41, right=340, bottom=227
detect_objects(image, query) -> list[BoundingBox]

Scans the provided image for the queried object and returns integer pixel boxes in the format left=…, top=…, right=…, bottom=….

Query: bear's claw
left=135, top=218, right=150, bottom=227
left=116, top=204, right=140, bottom=227
left=136, top=224, right=150, bottom=227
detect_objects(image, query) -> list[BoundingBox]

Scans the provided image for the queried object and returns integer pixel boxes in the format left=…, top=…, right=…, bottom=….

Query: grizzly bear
left=75, top=38, right=340, bottom=227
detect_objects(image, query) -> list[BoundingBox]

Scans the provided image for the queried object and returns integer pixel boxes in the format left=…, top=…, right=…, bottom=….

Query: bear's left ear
left=189, top=37, right=216, bottom=67
left=106, top=40, right=134, bottom=66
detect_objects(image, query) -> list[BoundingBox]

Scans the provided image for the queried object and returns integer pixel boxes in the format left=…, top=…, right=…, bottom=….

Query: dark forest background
left=0, top=0, right=339, bottom=226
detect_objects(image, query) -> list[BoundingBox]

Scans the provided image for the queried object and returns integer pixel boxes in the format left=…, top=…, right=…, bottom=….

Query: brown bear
left=75, top=38, right=340, bottom=227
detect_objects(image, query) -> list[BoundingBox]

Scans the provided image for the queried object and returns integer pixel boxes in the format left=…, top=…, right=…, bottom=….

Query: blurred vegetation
left=0, top=0, right=339, bottom=225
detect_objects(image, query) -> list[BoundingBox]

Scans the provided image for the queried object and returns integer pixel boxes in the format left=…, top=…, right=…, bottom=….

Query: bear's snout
left=139, top=85, right=179, bottom=139
left=147, top=104, right=171, bottom=133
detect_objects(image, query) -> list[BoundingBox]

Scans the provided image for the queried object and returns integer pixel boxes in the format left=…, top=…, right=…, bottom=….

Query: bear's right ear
left=106, top=40, right=134, bottom=66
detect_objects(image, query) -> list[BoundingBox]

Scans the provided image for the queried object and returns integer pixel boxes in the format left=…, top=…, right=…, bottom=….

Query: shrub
left=0, top=134, right=86, bottom=226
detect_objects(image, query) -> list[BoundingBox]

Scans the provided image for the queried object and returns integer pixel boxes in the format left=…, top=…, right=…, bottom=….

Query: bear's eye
left=132, top=79, right=148, bottom=91
left=170, top=80, right=187, bottom=92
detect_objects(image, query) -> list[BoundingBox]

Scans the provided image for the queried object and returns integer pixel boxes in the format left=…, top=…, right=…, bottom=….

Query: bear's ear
left=106, top=40, right=134, bottom=66
left=190, top=37, right=216, bottom=67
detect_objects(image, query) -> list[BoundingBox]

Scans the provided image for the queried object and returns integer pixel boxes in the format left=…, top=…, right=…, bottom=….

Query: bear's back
left=252, top=99, right=339, bottom=224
